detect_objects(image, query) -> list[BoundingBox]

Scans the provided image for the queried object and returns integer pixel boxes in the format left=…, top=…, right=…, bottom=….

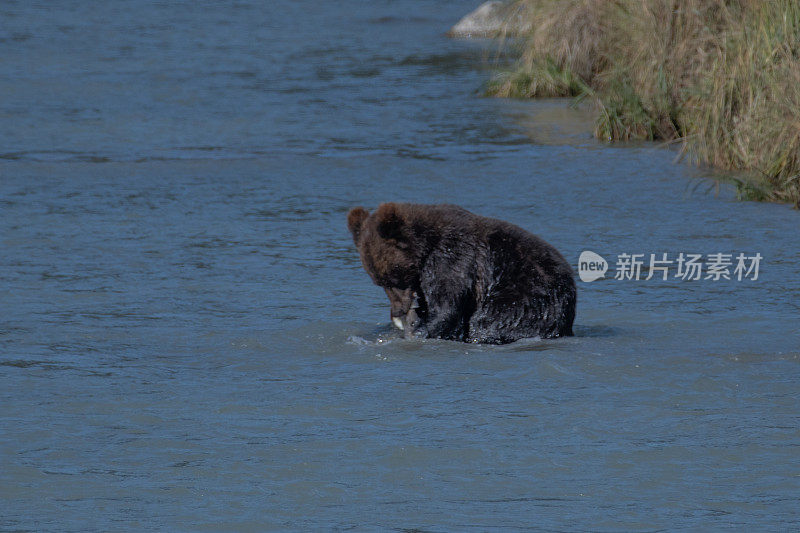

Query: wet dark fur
left=347, top=203, right=576, bottom=344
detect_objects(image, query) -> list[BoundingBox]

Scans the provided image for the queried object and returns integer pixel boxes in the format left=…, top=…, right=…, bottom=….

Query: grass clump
left=486, top=57, right=588, bottom=97
left=488, top=0, right=800, bottom=206
left=488, top=0, right=609, bottom=97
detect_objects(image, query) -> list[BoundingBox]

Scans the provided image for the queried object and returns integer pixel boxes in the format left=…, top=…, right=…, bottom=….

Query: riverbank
left=485, top=0, right=800, bottom=207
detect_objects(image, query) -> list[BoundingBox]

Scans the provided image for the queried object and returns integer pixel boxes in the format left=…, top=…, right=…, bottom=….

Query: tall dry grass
left=488, top=0, right=800, bottom=206
left=488, top=0, right=611, bottom=98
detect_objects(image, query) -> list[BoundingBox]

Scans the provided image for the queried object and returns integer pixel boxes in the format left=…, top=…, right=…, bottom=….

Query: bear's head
left=347, top=203, right=419, bottom=290
left=347, top=203, right=427, bottom=335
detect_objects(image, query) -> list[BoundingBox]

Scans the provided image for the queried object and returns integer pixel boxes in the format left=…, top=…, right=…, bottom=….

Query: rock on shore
left=447, top=1, right=531, bottom=38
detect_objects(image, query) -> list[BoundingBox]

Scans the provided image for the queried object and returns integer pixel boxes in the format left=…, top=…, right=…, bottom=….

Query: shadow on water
left=398, top=50, right=494, bottom=72
left=573, top=324, right=619, bottom=338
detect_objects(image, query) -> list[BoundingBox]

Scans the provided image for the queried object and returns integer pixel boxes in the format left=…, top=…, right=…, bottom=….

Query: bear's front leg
left=417, top=281, right=473, bottom=342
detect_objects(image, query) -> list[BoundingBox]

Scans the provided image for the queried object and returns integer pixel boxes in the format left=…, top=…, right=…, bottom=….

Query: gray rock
left=447, top=1, right=531, bottom=38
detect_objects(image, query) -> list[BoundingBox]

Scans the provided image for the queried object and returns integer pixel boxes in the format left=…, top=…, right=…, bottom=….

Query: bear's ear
left=347, top=207, right=369, bottom=243
left=375, top=202, right=406, bottom=242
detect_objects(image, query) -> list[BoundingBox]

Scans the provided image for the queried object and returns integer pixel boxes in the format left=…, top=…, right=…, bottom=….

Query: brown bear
left=347, top=202, right=576, bottom=344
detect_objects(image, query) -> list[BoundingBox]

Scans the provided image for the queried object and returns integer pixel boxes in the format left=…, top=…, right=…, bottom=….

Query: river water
left=1, top=1, right=799, bottom=530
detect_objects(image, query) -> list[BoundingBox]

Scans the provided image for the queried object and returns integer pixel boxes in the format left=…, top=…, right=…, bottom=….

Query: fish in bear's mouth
left=392, top=292, right=423, bottom=333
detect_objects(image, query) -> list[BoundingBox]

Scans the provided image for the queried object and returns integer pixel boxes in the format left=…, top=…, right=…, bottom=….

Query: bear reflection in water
left=347, top=203, right=576, bottom=345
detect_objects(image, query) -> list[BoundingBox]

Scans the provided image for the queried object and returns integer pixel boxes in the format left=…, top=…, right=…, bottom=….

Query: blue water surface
left=1, top=1, right=799, bottom=530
